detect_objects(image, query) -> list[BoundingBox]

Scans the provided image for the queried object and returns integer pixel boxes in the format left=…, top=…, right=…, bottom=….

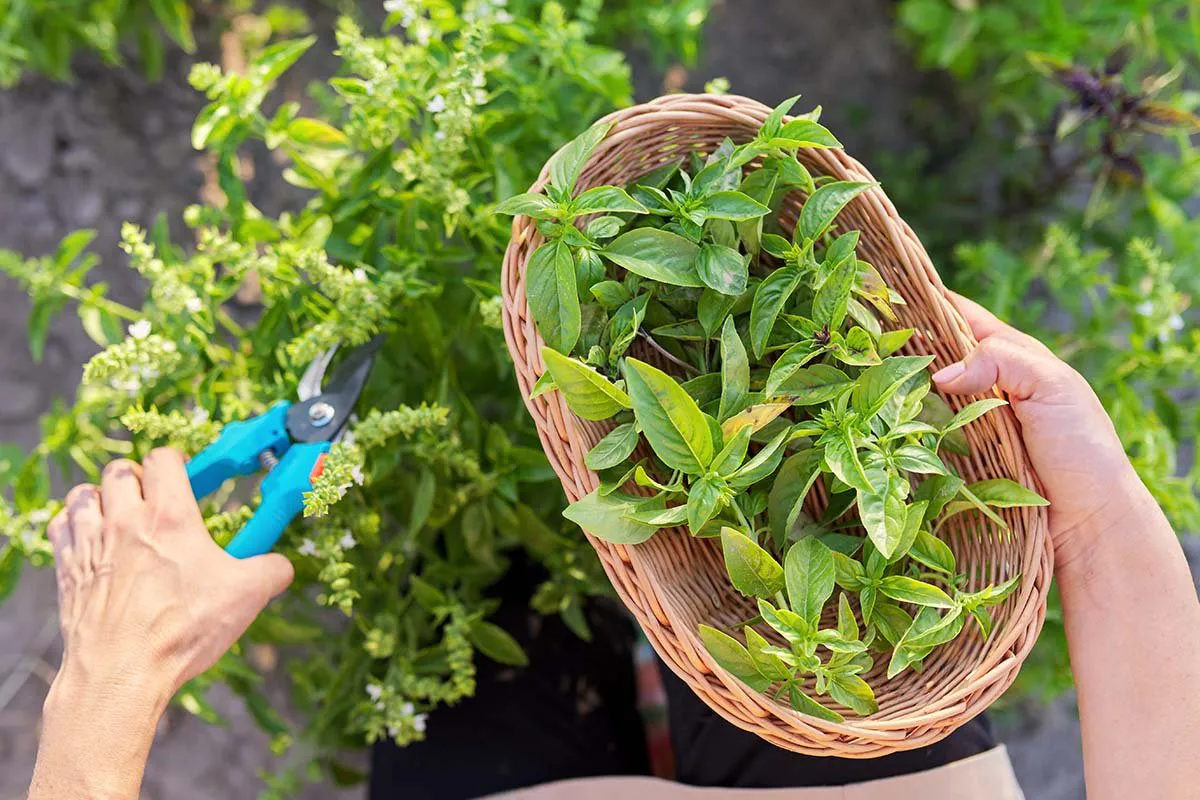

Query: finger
left=65, top=484, right=105, bottom=568
left=100, top=459, right=144, bottom=523
left=945, top=290, right=1008, bottom=340
left=238, top=553, right=296, bottom=604
left=142, top=447, right=202, bottom=526
left=932, top=336, right=1079, bottom=403
left=47, top=507, right=72, bottom=552
left=945, top=290, right=1056, bottom=358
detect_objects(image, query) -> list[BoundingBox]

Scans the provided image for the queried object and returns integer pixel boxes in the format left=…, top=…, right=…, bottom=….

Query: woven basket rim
left=500, top=93, right=1052, bottom=757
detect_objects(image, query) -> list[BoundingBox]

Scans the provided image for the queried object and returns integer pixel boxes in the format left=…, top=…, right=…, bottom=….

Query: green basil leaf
left=797, top=181, right=874, bottom=242
left=764, top=341, right=826, bottom=396
left=586, top=215, right=624, bottom=240
left=889, top=500, right=928, bottom=563
left=468, top=620, right=530, bottom=666
left=622, top=504, right=689, bottom=526
left=901, top=606, right=965, bottom=650
left=812, top=254, right=856, bottom=330
left=712, top=424, right=753, bottom=477
left=893, top=444, right=948, bottom=475
left=774, top=118, right=842, bottom=149
left=768, top=449, right=824, bottom=544
left=718, top=316, right=750, bottom=422
left=759, top=94, right=800, bottom=140
left=563, top=489, right=658, bottom=544
left=584, top=423, right=640, bottom=471
left=879, top=576, right=955, bottom=609
left=549, top=121, right=613, bottom=193
left=788, top=686, right=844, bottom=723
left=970, top=607, right=994, bottom=638
left=877, top=327, right=915, bottom=357
left=758, top=597, right=814, bottom=644
left=856, top=469, right=907, bottom=557
left=837, top=592, right=859, bottom=641
left=871, top=599, right=911, bottom=646
left=496, top=192, right=557, bottom=218
left=698, top=288, right=738, bottom=337
left=590, top=280, right=631, bottom=310
left=605, top=228, right=703, bottom=287
left=721, top=527, right=785, bottom=599
left=833, top=552, right=866, bottom=591
left=744, top=626, right=793, bottom=681
left=913, top=474, right=964, bottom=521
left=697, top=243, right=749, bottom=296
left=851, top=355, right=936, bottom=420
left=909, top=529, right=957, bottom=574
left=749, top=266, right=802, bottom=358
left=822, top=434, right=872, bottom=494
left=729, top=427, right=791, bottom=490
left=624, top=358, right=714, bottom=474
left=835, top=326, right=880, bottom=366
left=698, top=191, right=771, bottom=222
left=784, top=536, right=835, bottom=625
left=761, top=234, right=793, bottom=259
left=681, top=372, right=723, bottom=406
left=651, top=320, right=706, bottom=341
left=527, top=241, right=582, bottom=354
left=576, top=248, right=606, bottom=300
left=541, top=347, right=631, bottom=420
left=965, top=478, right=1049, bottom=508
left=942, top=398, right=1009, bottom=434
left=574, top=186, right=648, bottom=215
left=698, top=624, right=772, bottom=692
left=828, top=672, right=878, bottom=716
left=965, top=574, right=1021, bottom=608
left=774, top=364, right=853, bottom=405
left=688, top=476, right=726, bottom=534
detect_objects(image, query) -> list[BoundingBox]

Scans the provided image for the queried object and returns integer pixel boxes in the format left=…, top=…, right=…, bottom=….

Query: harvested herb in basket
left=499, top=96, right=1048, bottom=721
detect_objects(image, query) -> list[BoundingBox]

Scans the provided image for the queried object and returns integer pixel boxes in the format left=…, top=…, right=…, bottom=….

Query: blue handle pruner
left=187, top=337, right=382, bottom=558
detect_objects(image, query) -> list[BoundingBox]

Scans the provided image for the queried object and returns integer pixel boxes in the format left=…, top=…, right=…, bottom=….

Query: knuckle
left=65, top=483, right=98, bottom=509
left=47, top=513, right=70, bottom=542
left=103, top=458, right=139, bottom=478
left=146, top=447, right=181, bottom=466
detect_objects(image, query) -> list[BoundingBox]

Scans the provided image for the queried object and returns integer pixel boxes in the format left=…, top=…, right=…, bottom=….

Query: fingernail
left=932, top=362, right=966, bottom=383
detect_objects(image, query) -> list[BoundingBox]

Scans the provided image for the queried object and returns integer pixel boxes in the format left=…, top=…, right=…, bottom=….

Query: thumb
left=932, top=336, right=1076, bottom=403
left=238, top=552, right=296, bottom=604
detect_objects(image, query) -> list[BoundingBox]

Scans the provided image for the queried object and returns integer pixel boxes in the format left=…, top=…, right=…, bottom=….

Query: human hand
left=30, top=448, right=293, bottom=799
left=46, top=447, right=294, bottom=705
left=932, top=292, right=1158, bottom=578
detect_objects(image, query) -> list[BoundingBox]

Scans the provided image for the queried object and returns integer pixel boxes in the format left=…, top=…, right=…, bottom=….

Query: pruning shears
left=186, top=337, right=382, bottom=559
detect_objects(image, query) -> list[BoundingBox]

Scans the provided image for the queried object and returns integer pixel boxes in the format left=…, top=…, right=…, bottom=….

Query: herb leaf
left=797, top=181, right=875, bottom=241
left=541, top=347, right=631, bottom=420
left=718, top=316, right=750, bottom=421
left=785, top=536, right=836, bottom=625
left=605, top=228, right=703, bottom=287
left=527, top=241, right=582, bottom=354
left=624, top=358, right=715, bottom=474
left=584, top=423, right=640, bottom=471
left=721, top=527, right=786, bottom=598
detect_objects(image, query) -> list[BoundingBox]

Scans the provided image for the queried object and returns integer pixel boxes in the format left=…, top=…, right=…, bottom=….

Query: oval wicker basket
left=501, top=93, right=1052, bottom=757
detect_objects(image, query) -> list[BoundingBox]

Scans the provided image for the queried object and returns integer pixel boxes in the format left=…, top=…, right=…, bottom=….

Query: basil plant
left=501, top=97, right=1048, bottom=721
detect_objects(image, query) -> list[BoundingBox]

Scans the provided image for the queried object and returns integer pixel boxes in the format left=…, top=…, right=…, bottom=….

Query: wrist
left=1054, top=473, right=1171, bottom=589
left=33, top=665, right=169, bottom=800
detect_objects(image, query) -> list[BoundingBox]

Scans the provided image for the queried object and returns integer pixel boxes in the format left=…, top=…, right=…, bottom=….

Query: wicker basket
left=500, top=93, right=1052, bottom=757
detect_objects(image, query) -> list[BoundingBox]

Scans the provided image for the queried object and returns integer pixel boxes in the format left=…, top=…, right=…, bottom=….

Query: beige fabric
left=487, top=746, right=1023, bottom=800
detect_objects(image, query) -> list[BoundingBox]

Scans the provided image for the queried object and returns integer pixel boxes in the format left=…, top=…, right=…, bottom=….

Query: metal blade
left=286, top=335, right=384, bottom=444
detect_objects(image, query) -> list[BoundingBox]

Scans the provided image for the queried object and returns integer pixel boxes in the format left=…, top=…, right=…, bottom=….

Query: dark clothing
left=370, top=564, right=994, bottom=799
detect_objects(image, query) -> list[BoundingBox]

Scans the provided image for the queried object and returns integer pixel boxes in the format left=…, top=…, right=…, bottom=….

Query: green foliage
left=523, top=112, right=1046, bottom=719
left=894, top=0, right=1200, bottom=700
left=0, top=1, right=707, bottom=791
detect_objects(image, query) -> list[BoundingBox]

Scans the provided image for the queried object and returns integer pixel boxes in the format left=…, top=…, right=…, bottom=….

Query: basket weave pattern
left=501, top=94, right=1052, bottom=757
